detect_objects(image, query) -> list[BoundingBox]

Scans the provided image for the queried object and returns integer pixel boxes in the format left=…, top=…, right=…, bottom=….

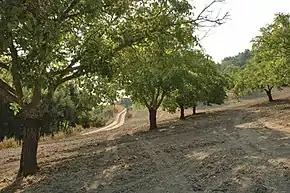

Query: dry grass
left=0, top=126, right=84, bottom=150
left=39, top=126, right=83, bottom=142
left=0, top=138, right=19, bottom=150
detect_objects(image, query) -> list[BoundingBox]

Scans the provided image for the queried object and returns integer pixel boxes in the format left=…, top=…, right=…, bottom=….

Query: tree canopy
left=162, top=50, right=227, bottom=119
left=234, top=13, right=290, bottom=102
left=0, top=0, right=229, bottom=176
left=118, top=37, right=187, bottom=129
left=0, top=0, right=206, bottom=176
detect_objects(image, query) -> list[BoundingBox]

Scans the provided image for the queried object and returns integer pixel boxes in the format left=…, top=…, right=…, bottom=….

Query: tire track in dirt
left=215, top=107, right=290, bottom=192
left=82, top=109, right=127, bottom=135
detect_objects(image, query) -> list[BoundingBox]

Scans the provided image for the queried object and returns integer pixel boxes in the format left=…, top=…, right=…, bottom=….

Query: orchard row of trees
left=0, top=0, right=228, bottom=176
left=119, top=46, right=227, bottom=129
left=221, top=13, right=290, bottom=102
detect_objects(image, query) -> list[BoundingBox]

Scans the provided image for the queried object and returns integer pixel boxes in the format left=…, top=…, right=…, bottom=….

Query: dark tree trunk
left=265, top=89, right=274, bottom=102
left=18, top=118, right=40, bottom=177
left=192, top=106, right=196, bottom=115
left=180, top=104, right=185, bottom=120
left=149, top=108, right=157, bottom=130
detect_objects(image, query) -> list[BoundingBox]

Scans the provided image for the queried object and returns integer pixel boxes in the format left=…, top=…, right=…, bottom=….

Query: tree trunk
left=192, top=106, right=196, bottom=115
left=18, top=118, right=40, bottom=177
left=180, top=104, right=185, bottom=120
left=265, top=89, right=274, bottom=102
left=149, top=108, right=157, bottom=130
left=17, top=79, right=43, bottom=177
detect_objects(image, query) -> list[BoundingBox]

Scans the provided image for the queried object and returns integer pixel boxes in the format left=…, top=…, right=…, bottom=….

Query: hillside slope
left=2, top=90, right=290, bottom=192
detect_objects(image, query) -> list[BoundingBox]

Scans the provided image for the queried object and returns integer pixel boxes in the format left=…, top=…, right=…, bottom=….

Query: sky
left=193, top=0, right=290, bottom=62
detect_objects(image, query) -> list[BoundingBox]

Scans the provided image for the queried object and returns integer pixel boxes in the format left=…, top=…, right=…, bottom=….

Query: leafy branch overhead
left=0, top=0, right=191, bottom=103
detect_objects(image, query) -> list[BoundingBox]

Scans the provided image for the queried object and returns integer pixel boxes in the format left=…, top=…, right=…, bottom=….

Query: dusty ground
left=2, top=91, right=290, bottom=192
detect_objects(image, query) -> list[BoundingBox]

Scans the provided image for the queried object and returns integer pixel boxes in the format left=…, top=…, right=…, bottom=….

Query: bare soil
left=2, top=91, right=290, bottom=192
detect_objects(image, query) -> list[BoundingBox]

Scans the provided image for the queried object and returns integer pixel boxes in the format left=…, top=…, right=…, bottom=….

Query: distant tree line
left=221, top=49, right=252, bottom=68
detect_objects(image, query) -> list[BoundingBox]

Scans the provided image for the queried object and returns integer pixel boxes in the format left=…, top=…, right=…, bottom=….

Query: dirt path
left=2, top=90, right=290, bottom=192
left=82, top=108, right=127, bottom=135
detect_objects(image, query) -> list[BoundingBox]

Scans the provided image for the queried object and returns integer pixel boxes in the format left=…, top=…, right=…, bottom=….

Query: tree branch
left=266, top=85, right=274, bottom=91
left=51, top=57, right=82, bottom=76
left=10, top=42, right=23, bottom=101
left=55, top=71, right=83, bottom=88
left=0, top=79, right=17, bottom=96
left=59, top=0, right=80, bottom=21
left=142, top=97, right=150, bottom=109
left=157, top=91, right=166, bottom=108
left=195, top=0, right=219, bottom=21
left=29, top=84, right=42, bottom=107
left=153, top=87, right=161, bottom=108
left=46, top=71, right=83, bottom=101
left=0, top=79, right=18, bottom=103
left=0, top=62, right=9, bottom=70
left=51, top=29, right=105, bottom=77
left=193, top=0, right=229, bottom=27
left=0, top=89, right=18, bottom=103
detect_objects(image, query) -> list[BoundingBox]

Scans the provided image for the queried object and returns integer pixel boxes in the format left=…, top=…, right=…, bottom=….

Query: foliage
left=44, top=83, right=117, bottom=131
left=115, top=0, right=228, bottom=128
left=221, top=49, right=252, bottom=68
left=0, top=84, right=115, bottom=143
left=234, top=13, right=290, bottom=101
left=218, top=50, right=252, bottom=90
left=0, top=0, right=229, bottom=175
left=117, top=34, right=193, bottom=128
left=119, top=42, right=186, bottom=112
left=0, top=0, right=201, bottom=109
left=162, top=50, right=227, bottom=114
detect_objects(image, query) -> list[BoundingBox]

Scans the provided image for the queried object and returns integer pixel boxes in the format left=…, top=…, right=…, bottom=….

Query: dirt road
left=82, top=109, right=127, bottom=135
left=2, top=91, right=290, bottom=192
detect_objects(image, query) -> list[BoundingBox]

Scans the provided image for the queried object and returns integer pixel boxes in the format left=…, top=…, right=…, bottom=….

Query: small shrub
left=91, top=116, right=106, bottom=127
left=74, top=125, right=83, bottom=132
left=40, top=126, right=83, bottom=142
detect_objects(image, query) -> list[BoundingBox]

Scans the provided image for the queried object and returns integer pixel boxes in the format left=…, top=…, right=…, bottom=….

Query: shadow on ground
left=249, top=99, right=290, bottom=108
left=2, top=102, right=290, bottom=193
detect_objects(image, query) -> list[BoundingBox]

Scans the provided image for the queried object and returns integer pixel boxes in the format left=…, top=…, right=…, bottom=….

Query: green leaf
left=26, top=20, right=33, bottom=31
